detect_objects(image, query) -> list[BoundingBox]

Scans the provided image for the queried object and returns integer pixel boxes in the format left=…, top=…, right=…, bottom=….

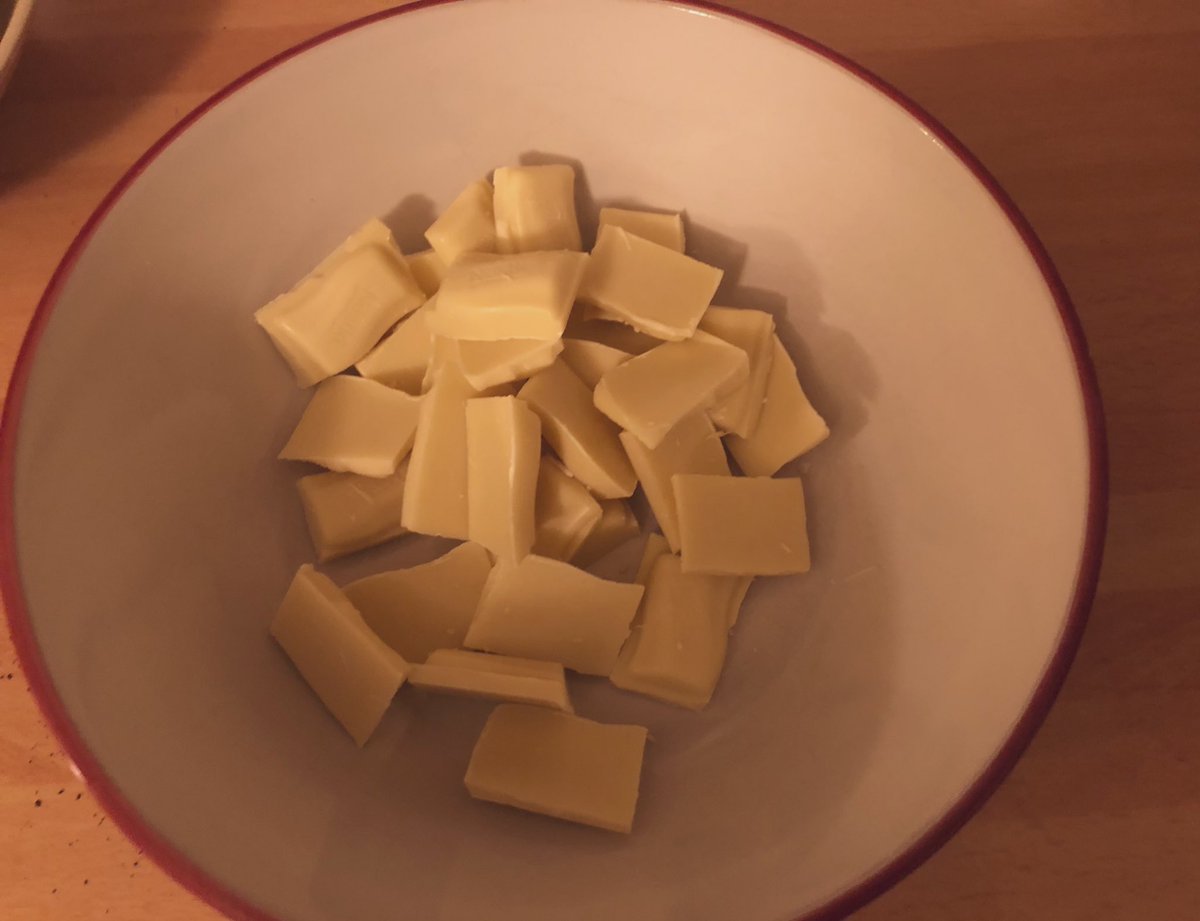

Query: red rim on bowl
left=0, top=2, right=1108, bottom=919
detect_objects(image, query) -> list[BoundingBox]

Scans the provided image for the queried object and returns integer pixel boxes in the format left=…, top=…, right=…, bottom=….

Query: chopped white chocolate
left=270, top=565, right=408, bottom=745
left=465, top=704, right=648, bottom=833
left=424, top=179, right=497, bottom=265
left=519, top=361, right=636, bottom=498
left=355, top=301, right=435, bottom=394
left=297, top=460, right=409, bottom=562
left=532, top=458, right=603, bottom=561
left=593, top=331, right=749, bottom=450
left=255, top=219, right=426, bottom=387
left=406, top=249, right=447, bottom=297
left=619, top=411, right=730, bottom=552
left=572, top=499, right=640, bottom=568
left=278, top=375, right=422, bottom=477
left=409, top=650, right=572, bottom=712
left=400, top=359, right=479, bottom=539
left=464, top=555, right=643, bottom=675
left=597, top=206, right=685, bottom=252
left=493, top=164, right=582, bottom=253
left=466, top=397, right=542, bottom=562
left=342, top=542, right=493, bottom=662
left=725, top=577, right=754, bottom=628
left=634, top=532, right=671, bottom=586
left=559, top=338, right=632, bottom=389
left=578, top=225, right=722, bottom=340
left=428, top=251, right=588, bottom=341
left=726, top=335, right=830, bottom=476
left=563, top=317, right=660, bottom=355
left=609, top=554, right=730, bottom=710
left=456, top=337, right=564, bottom=390
left=700, top=306, right=776, bottom=437
left=673, top=474, right=811, bottom=575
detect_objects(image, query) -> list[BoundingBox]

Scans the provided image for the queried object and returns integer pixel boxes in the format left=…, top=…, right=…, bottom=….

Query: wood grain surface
left=1, top=2, right=1197, bottom=919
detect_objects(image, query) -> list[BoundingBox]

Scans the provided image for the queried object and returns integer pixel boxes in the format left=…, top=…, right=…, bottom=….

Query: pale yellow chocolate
left=270, top=565, right=408, bottom=746
left=278, top=375, right=422, bottom=477
left=429, top=251, right=588, bottom=341
left=518, top=361, right=636, bottom=499
left=409, top=651, right=571, bottom=712
left=342, top=542, right=493, bottom=663
left=597, top=206, right=685, bottom=252
left=593, top=330, right=749, bottom=450
left=297, top=461, right=409, bottom=562
left=634, top=532, right=671, bottom=586
left=673, top=474, right=811, bottom=575
left=464, top=555, right=643, bottom=676
left=355, top=301, right=434, bottom=394
left=456, top=337, right=564, bottom=390
left=406, top=249, right=448, bottom=296
left=559, top=338, right=632, bottom=389
left=256, top=219, right=426, bottom=387
left=424, top=179, right=497, bottom=265
left=464, top=704, right=648, bottom=833
left=400, top=359, right=480, bottom=539
left=466, top=397, right=542, bottom=562
left=532, top=458, right=603, bottom=561
left=726, top=336, right=829, bottom=476
left=563, top=317, right=660, bottom=356
left=493, top=164, right=582, bottom=253
left=609, top=554, right=731, bottom=710
left=700, top=307, right=776, bottom=437
left=578, top=225, right=722, bottom=340
left=572, top=499, right=640, bottom=568
left=619, top=411, right=730, bottom=552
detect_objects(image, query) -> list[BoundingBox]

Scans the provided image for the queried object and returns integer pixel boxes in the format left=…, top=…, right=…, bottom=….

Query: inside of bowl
left=10, top=2, right=1092, bottom=920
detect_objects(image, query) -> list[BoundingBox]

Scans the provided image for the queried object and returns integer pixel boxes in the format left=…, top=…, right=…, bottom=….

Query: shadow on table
left=0, top=0, right=226, bottom=191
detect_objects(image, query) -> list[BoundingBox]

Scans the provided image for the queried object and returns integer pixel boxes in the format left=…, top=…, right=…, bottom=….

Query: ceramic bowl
left=0, top=2, right=1105, bottom=919
left=0, top=0, right=34, bottom=99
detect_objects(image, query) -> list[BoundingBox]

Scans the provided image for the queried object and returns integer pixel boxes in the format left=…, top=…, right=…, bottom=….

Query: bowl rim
left=0, top=0, right=35, bottom=69
left=0, top=1, right=1108, bottom=919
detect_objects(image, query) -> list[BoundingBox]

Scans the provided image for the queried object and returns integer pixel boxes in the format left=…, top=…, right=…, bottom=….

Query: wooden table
left=1, top=2, right=1196, bottom=919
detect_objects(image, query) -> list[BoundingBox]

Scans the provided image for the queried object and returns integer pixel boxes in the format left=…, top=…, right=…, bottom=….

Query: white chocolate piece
left=619, top=412, right=730, bottom=552
left=597, top=206, right=685, bottom=252
left=609, top=554, right=731, bottom=710
left=532, top=458, right=603, bottom=561
left=400, top=354, right=488, bottom=539
left=572, top=499, right=640, bottom=568
left=429, top=251, right=588, bottom=341
left=278, top=375, right=422, bottom=477
left=493, top=164, right=582, bottom=253
left=465, top=705, right=648, bottom=833
left=424, top=179, right=497, bottom=265
left=342, top=542, right=493, bottom=662
left=518, top=361, right=636, bottom=499
left=593, top=331, right=749, bottom=450
left=578, top=225, right=722, bottom=340
left=725, top=576, right=754, bottom=628
left=559, top=338, right=632, bottom=389
left=563, top=317, right=660, bottom=356
left=466, top=397, right=542, bottom=562
left=355, top=302, right=434, bottom=393
left=456, top=337, right=564, bottom=390
left=726, top=336, right=830, bottom=476
left=673, top=474, right=811, bottom=575
left=464, top=555, right=643, bottom=676
left=634, top=532, right=671, bottom=586
left=409, top=651, right=572, bottom=712
left=270, top=565, right=408, bottom=746
left=700, top=307, right=776, bottom=437
left=297, top=461, right=409, bottom=562
left=256, top=219, right=426, bottom=387
left=405, top=249, right=447, bottom=296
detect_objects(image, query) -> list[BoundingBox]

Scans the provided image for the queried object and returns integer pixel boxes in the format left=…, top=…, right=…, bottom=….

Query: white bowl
left=0, top=1, right=1105, bottom=919
left=0, top=0, right=34, bottom=99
